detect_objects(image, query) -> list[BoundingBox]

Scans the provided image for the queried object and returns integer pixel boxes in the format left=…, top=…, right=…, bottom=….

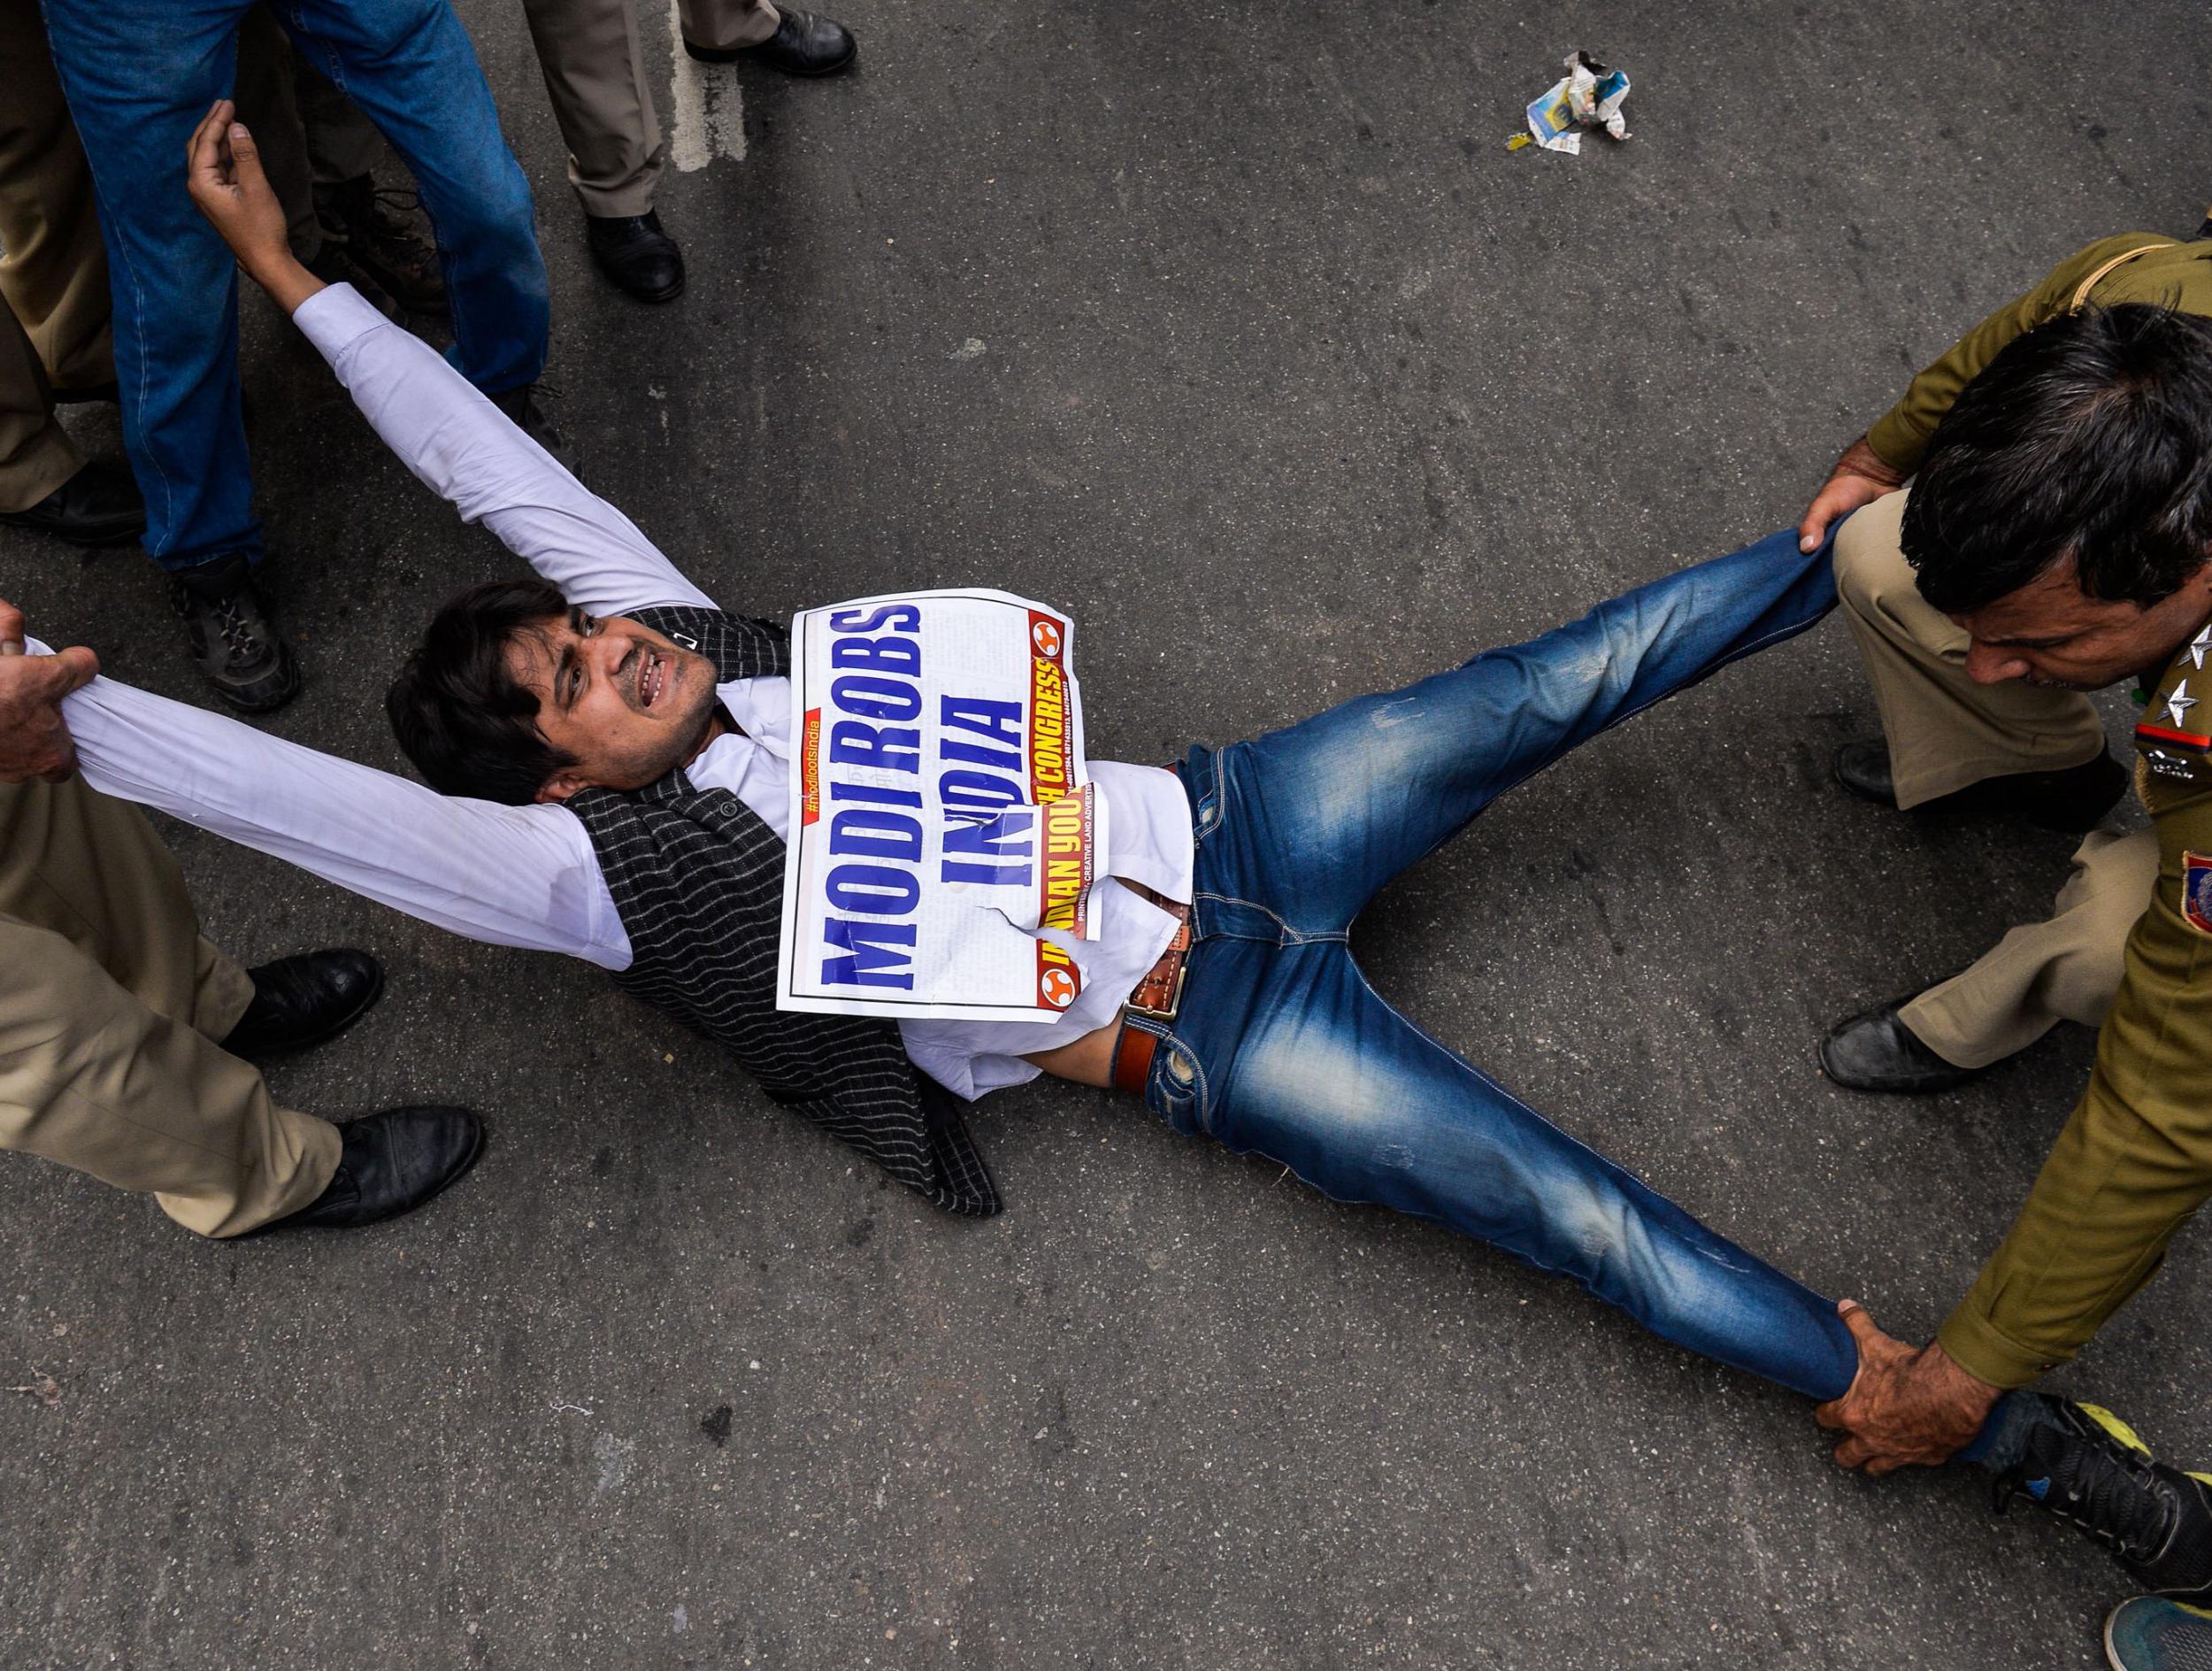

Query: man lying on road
left=24, top=101, right=2212, bottom=1606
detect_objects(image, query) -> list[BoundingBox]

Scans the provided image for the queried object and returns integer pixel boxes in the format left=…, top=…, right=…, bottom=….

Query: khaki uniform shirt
left=1866, top=235, right=2212, bottom=475
left=1940, top=639, right=2212, bottom=1386
left=1888, top=235, right=2212, bottom=1386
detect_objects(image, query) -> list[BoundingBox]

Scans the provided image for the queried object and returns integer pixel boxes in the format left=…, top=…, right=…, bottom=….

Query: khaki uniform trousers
left=0, top=301, right=80, bottom=515
left=0, top=0, right=113, bottom=512
left=1835, top=488, right=2148, bottom=1067
left=0, top=776, right=340, bottom=1236
left=520, top=0, right=781, bottom=217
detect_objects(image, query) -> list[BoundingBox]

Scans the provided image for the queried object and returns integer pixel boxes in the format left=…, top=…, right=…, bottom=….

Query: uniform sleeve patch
left=2184, top=852, right=2212, bottom=936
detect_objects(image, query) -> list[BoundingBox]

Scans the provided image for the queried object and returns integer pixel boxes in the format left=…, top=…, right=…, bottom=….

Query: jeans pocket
left=1182, top=745, right=1227, bottom=842
left=1145, top=1037, right=1210, bottom=1136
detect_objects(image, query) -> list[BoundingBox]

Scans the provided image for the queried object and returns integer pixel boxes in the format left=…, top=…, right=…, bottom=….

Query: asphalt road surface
left=5, top=3, right=2211, bottom=1667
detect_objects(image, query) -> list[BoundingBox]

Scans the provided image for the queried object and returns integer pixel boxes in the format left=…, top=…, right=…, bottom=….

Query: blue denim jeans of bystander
left=40, top=0, right=549, bottom=572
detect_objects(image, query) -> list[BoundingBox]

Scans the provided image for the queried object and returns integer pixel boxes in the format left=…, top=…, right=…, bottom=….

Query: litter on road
left=1509, top=50, right=1632, bottom=154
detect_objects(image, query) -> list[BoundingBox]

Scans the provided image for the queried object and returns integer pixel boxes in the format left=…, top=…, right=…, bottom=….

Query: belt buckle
left=1125, top=948, right=1189, bottom=1021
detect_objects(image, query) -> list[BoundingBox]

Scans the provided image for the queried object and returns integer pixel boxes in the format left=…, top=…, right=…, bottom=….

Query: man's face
left=1948, top=556, right=2212, bottom=691
left=504, top=607, right=720, bottom=800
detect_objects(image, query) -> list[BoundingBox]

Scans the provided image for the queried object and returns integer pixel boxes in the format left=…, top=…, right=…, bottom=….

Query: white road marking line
left=667, top=0, right=748, bottom=171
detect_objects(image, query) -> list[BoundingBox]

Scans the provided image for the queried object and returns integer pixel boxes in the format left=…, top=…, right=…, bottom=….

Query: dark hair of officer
left=386, top=575, right=576, bottom=803
left=1902, top=302, right=2212, bottom=616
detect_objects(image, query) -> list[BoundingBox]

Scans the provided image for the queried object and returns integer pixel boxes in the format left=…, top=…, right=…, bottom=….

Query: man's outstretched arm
left=31, top=633, right=630, bottom=971
left=184, top=100, right=714, bottom=621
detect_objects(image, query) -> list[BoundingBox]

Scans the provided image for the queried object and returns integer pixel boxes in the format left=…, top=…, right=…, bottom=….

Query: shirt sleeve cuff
left=1863, top=409, right=1926, bottom=476
left=291, top=282, right=390, bottom=366
left=1936, top=1301, right=2066, bottom=1390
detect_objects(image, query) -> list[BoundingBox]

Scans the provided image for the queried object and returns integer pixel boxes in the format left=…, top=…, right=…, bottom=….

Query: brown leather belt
left=1110, top=883, right=1193, bottom=1097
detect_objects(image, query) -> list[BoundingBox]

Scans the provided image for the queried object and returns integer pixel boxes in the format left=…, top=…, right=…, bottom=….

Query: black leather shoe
left=0, top=459, right=145, bottom=547
left=222, top=949, right=384, bottom=1057
left=168, top=551, right=300, bottom=714
left=585, top=211, right=685, bottom=304
left=1832, top=736, right=2130, bottom=834
left=686, top=6, right=856, bottom=73
left=1830, top=736, right=1901, bottom=805
left=1820, top=995, right=1983, bottom=1093
left=487, top=383, right=582, bottom=479
left=259, top=1105, right=485, bottom=1232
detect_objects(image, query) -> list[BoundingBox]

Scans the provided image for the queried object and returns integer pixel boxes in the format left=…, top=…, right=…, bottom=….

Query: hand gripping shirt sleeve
left=1938, top=782, right=2212, bottom=1387
left=1863, top=235, right=2177, bottom=475
left=43, top=644, right=634, bottom=972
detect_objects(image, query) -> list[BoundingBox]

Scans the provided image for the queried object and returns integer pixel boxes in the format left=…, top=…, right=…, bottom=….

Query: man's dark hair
left=386, top=576, right=575, bottom=804
left=1902, top=302, right=2212, bottom=615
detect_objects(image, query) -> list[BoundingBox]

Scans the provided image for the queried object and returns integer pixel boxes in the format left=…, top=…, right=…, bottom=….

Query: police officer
left=0, top=597, right=485, bottom=1237
left=1801, top=232, right=2212, bottom=1667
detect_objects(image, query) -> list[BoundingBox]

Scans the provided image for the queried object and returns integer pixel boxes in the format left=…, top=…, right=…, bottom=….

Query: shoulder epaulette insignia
left=2137, top=635, right=2212, bottom=783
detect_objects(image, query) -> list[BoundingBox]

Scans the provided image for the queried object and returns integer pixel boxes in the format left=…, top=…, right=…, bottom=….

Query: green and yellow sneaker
left=1997, top=1397, right=2212, bottom=1598
left=2105, top=1596, right=2212, bottom=1670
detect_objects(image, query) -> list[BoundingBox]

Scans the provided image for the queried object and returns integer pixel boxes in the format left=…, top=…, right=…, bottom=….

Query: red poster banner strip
left=800, top=707, right=822, bottom=825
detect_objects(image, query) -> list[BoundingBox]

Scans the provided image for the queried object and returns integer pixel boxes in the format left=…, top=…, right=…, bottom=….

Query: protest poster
left=776, top=589, right=1107, bottom=1023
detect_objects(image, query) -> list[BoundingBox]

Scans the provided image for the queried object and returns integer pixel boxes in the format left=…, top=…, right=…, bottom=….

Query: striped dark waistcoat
left=565, top=604, right=1001, bottom=1218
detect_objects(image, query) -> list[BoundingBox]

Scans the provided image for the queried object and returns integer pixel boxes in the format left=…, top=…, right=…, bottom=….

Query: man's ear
left=535, top=769, right=591, bottom=805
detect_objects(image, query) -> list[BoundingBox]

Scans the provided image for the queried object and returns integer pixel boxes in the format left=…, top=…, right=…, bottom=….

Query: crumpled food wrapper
left=1512, top=51, right=1631, bottom=155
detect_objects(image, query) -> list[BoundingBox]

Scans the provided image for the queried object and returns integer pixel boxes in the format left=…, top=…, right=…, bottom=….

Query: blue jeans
left=1139, top=527, right=1861, bottom=1400
left=41, top=0, right=549, bottom=572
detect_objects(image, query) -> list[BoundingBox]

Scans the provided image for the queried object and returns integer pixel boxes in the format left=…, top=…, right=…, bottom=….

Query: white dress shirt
left=52, top=284, right=1194, bottom=1100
